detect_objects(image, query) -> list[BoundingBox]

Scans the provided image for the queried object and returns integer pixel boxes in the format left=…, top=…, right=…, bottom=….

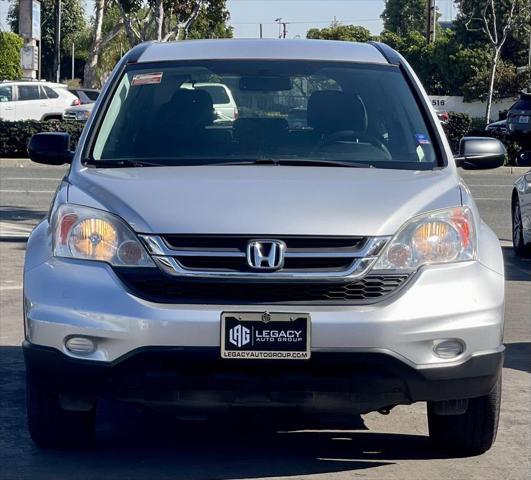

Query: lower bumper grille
left=115, top=268, right=411, bottom=305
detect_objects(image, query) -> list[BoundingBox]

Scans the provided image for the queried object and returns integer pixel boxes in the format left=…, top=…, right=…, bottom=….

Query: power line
left=230, top=19, right=382, bottom=25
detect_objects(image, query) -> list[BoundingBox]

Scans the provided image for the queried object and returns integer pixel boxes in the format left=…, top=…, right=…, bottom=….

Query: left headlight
left=373, top=206, right=476, bottom=270
left=52, top=204, right=154, bottom=267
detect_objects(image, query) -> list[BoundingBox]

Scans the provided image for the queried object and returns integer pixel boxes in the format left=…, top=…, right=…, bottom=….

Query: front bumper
left=24, top=254, right=505, bottom=368
left=23, top=341, right=503, bottom=413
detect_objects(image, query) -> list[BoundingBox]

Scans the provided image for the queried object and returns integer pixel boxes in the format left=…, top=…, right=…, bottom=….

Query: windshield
left=91, top=60, right=438, bottom=169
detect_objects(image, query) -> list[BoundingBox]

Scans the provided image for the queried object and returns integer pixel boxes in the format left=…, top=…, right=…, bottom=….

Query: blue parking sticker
left=415, top=133, right=431, bottom=145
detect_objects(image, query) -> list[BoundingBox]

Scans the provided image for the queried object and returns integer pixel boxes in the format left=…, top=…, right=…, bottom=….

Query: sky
left=0, top=0, right=457, bottom=38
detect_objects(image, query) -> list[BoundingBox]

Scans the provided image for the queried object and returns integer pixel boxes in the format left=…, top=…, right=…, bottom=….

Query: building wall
left=429, top=96, right=517, bottom=121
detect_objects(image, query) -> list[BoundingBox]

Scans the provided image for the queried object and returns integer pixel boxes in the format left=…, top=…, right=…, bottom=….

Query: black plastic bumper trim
left=23, top=341, right=503, bottom=406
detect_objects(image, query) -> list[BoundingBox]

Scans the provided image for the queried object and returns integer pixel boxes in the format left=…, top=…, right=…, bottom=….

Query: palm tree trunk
left=155, top=0, right=164, bottom=41
left=83, top=0, right=104, bottom=88
left=486, top=47, right=500, bottom=124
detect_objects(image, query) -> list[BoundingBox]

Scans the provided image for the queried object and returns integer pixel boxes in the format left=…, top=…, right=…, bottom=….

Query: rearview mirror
left=516, top=151, right=531, bottom=167
left=27, top=133, right=74, bottom=165
left=455, top=137, right=506, bottom=170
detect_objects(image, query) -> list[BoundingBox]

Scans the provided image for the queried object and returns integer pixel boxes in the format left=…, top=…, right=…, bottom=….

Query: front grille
left=176, top=256, right=352, bottom=272
left=162, top=235, right=366, bottom=251
left=139, top=234, right=388, bottom=280
left=115, top=268, right=411, bottom=305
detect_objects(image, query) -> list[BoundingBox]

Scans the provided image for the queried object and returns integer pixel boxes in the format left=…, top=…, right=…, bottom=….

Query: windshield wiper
left=83, top=159, right=165, bottom=168
left=215, top=158, right=374, bottom=168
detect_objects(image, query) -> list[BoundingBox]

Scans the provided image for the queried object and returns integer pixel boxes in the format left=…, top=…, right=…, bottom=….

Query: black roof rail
left=368, top=42, right=401, bottom=66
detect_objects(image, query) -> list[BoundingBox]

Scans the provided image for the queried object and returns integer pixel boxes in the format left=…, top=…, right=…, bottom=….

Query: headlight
left=75, top=110, right=90, bottom=121
left=52, top=204, right=154, bottom=267
left=374, top=207, right=476, bottom=270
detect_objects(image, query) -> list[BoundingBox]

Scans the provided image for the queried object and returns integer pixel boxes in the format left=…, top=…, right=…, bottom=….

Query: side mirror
left=455, top=137, right=506, bottom=170
left=27, top=133, right=74, bottom=166
left=516, top=151, right=531, bottom=167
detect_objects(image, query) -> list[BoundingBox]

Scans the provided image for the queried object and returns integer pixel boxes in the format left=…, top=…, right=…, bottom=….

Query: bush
left=0, top=32, right=23, bottom=80
left=442, top=112, right=529, bottom=165
left=0, top=120, right=84, bottom=157
left=443, top=112, right=472, bottom=153
left=469, top=117, right=487, bottom=134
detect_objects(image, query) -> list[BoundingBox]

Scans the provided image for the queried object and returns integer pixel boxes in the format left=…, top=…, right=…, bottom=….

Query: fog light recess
left=433, top=340, right=465, bottom=359
left=65, top=336, right=96, bottom=355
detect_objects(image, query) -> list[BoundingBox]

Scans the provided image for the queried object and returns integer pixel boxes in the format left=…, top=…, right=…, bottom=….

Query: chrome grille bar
left=138, top=234, right=390, bottom=281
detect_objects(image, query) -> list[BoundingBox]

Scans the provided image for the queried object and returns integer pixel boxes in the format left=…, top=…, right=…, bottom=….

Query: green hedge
left=443, top=112, right=530, bottom=165
left=443, top=112, right=472, bottom=153
left=0, top=120, right=84, bottom=157
left=0, top=32, right=23, bottom=81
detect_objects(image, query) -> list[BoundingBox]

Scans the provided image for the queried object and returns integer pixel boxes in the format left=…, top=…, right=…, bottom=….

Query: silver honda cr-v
left=24, top=39, right=506, bottom=454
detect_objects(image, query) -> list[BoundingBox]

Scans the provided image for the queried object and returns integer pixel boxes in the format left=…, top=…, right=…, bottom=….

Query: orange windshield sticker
left=131, top=72, right=163, bottom=86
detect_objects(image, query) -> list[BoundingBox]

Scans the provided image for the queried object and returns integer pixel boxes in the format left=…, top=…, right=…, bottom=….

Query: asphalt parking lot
left=0, top=159, right=530, bottom=480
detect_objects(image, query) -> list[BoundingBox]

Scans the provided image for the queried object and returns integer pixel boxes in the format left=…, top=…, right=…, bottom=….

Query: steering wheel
left=315, top=130, right=392, bottom=160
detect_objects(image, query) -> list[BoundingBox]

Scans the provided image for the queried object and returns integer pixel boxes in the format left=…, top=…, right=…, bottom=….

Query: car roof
left=0, top=80, right=68, bottom=88
left=137, top=39, right=389, bottom=65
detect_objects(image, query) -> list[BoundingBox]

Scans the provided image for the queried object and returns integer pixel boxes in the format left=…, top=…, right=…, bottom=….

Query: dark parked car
left=485, top=119, right=508, bottom=134
left=512, top=152, right=531, bottom=258
left=507, top=93, right=531, bottom=134
left=68, top=88, right=100, bottom=105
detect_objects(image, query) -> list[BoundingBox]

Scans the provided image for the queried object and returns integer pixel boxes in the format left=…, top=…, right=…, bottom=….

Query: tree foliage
left=307, top=23, right=372, bottom=42
left=453, top=0, right=529, bottom=120
left=381, top=0, right=428, bottom=35
left=113, top=0, right=231, bottom=44
left=0, top=32, right=23, bottom=81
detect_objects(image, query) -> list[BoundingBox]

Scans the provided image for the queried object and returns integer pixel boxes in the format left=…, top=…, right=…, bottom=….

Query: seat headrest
left=168, top=89, right=214, bottom=128
left=307, top=90, right=367, bottom=134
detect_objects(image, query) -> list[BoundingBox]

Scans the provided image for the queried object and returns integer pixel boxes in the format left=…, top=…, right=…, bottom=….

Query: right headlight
left=373, top=207, right=476, bottom=270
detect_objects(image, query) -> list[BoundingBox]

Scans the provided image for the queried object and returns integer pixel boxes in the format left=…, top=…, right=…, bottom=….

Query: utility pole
left=54, top=0, right=61, bottom=82
left=426, top=0, right=436, bottom=44
left=275, top=18, right=282, bottom=38
left=259, top=23, right=263, bottom=39
left=71, top=42, right=74, bottom=80
left=282, top=21, right=288, bottom=39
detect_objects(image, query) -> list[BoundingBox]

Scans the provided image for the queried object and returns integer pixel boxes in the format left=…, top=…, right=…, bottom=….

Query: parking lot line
left=0, top=285, right=23, bottom=291
left=0, top=189, right=55, bottom=193
left=1, top=177, right=61, bottom=181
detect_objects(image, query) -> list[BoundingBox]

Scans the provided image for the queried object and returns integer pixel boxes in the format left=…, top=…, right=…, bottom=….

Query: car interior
left=94, top=62, right=436, bottom=167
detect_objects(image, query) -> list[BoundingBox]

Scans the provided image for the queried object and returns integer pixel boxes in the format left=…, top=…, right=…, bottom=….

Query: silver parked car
left=25, top=39, right=506, bottom=454
left=62, top=102, right=94, bottom=122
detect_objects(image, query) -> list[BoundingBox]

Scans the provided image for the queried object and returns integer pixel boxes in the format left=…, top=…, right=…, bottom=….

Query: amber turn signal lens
left=69, top=218, right=118, bottom=260
left=412, top=221, right=460, bottom=262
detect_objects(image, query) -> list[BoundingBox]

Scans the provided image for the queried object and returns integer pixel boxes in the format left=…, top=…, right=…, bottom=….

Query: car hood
left=68, top=165, right=461, bottom=236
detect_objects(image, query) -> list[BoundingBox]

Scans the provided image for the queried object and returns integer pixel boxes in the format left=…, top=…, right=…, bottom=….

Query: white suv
left=181, top=82, right=238, bottom=122
left=0, top=81, right=78, bottom=121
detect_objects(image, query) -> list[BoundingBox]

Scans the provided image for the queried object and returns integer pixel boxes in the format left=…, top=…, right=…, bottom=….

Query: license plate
left=221, top=312, right=311, bottom=360
left=519, top=115, right=529, bottom=124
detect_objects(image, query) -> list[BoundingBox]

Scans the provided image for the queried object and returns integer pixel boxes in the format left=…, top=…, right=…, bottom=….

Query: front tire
left=513, top=198, right=531, bottom=258
left=427, top=374, right=501, bottom=455
left=26, top=371, right=96, bottom=448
